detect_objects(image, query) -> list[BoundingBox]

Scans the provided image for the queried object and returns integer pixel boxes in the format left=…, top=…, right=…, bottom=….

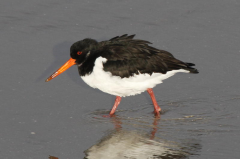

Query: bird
left=45, top=34, right=198, bottom=116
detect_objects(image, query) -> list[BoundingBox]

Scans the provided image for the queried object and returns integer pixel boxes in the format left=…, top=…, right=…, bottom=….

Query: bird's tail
left=184, top=62, right=199, bottom=73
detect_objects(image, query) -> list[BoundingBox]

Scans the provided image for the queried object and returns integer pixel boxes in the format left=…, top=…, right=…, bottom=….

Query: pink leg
left=109, top=96, right=121, bottom=115
left=147, top=88, right=161, bottom=116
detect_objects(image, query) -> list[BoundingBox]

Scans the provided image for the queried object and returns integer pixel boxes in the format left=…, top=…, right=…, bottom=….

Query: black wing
left=99, top=34, right=198, bottom=78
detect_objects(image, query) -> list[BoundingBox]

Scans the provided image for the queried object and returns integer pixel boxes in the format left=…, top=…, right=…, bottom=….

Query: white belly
left=81, top=57, right=189, bottom=97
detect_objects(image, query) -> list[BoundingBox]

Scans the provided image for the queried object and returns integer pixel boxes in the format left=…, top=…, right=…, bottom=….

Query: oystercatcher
left=46, top=34, right=198, bottom=116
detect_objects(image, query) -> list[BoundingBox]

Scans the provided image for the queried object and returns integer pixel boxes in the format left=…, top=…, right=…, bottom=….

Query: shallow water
left=84, top=113, right=201, bottom=159
left=82, top=94, right=240, bottom=159
left=1, top=0, right=240, bottom=159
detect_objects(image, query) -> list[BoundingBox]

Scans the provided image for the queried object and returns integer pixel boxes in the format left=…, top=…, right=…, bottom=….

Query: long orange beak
left=45, top=58, right=76, bottom=82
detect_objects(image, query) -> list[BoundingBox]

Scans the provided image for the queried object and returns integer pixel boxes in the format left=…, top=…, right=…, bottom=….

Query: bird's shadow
left=36, top=41, right=92, bottom=89
left=36, top=41, right=72, bottom=82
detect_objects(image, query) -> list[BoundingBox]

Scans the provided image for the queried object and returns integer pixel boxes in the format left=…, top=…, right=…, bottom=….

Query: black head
left=45, top=38, right=98, bottom=82
left=70, top=38, right=98, bottom=65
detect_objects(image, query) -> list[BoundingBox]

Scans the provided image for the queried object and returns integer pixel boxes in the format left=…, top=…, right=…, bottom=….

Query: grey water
left=1, top=0, right=240, bottom=158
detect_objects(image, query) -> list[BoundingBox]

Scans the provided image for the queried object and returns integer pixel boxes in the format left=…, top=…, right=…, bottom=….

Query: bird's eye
left=77, top=51, right=82, bottom=55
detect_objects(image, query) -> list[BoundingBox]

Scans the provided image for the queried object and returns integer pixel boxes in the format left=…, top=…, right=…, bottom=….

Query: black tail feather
left=185, top=62, right=199, bottom=73
left=186, top=63, right=195, bottom=66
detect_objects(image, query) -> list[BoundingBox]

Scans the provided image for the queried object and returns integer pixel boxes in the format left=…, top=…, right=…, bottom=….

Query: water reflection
left=84, top=115, right=200, bottom=159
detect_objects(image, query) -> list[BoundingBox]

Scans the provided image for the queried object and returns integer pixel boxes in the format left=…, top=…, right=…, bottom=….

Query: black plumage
left=71, top=34, right=198, bottom=78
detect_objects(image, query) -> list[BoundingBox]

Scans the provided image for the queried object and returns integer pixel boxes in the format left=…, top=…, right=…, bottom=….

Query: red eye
left=77, top=51, right=82, bottom=55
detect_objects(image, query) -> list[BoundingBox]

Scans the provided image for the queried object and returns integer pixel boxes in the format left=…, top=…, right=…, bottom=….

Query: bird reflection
left=84, top=115, right=197, bottom=159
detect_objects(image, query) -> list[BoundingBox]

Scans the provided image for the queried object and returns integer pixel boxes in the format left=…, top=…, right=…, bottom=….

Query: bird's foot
left=154, top=106, right=161, bottom=115
left=102, top=114, right=111, bottom=118
left=154, top=110, right=161, bottom=117
left=102, top=113, right=117, bottom=118
left=153, top=106, right=162, bottom=116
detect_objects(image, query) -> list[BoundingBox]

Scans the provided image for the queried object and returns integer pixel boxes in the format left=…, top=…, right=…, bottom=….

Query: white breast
left=81, top=57, right=189, bottom=97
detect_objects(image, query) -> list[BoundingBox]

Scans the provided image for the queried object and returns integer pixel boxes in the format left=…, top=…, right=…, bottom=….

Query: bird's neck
left=77, top=51, right=102, bottom=76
